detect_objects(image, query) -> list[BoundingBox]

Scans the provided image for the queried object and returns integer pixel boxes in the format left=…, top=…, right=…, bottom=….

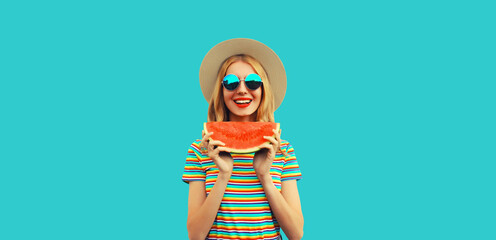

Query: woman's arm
left=187, top=132, right=233, bottom=240
left=253, top=129, right=304, bottom=240
left=186, top=172, right=231, bottom=240
left=258, top=177, right=304, bottom=240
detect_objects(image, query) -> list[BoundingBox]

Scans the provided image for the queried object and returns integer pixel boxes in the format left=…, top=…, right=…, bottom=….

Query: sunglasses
left=222, top=73, right=263, bottom=91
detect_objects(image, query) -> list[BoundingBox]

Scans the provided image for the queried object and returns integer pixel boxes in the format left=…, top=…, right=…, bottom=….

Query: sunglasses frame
left=222, top=73, right=263, bottom=91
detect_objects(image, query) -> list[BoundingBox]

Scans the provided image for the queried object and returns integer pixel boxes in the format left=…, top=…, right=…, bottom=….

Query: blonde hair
left=207, top=54, right=275, bottom=122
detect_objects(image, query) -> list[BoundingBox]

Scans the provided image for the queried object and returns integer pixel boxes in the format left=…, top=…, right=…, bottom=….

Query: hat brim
left=199, top=38, right=287, bottom=110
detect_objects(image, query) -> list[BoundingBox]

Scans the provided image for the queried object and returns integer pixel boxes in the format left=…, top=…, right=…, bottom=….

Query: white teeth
left=234, top=100, right=251, bottom=104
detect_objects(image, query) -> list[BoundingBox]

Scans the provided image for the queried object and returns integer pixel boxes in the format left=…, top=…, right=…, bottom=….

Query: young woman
left=182, top=38, right=303, bottom=240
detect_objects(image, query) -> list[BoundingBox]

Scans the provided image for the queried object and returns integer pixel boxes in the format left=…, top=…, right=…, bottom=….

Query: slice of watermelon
left=203, top=122, right=280, bottom=153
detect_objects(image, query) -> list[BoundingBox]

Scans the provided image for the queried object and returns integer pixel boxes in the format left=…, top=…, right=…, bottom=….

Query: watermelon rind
left=203, top=122, right=280, bottom=153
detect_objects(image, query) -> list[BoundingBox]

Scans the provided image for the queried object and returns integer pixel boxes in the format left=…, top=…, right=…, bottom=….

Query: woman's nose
left=236, top=80, right=249, bottom=93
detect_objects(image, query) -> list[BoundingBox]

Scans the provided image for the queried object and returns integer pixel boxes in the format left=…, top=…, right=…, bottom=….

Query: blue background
left=1, top=0, right=495, bottom=239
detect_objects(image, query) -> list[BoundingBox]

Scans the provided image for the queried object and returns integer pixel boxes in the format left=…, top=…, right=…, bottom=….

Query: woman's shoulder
left=280, top=139, right=292, bottom=149
left=188, top=139, right=202, bottom=151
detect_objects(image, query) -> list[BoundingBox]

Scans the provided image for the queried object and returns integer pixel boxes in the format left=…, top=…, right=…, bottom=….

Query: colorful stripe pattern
left=182, top=139, right=302, bottom=239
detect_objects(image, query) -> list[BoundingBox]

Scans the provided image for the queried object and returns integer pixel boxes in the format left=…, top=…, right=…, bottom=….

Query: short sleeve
left=281, top=142, right=302, bottom=181
left=182, top=140, right=206, bottom=183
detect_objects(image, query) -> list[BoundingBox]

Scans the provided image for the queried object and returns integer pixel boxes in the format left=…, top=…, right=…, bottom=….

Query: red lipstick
left=233, top=98, right=252, bottom=108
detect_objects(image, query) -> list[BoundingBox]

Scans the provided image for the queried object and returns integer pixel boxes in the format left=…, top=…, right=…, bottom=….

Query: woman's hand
left=200, top=130, right=234, bottom=174
left=253, top=129, right=287, bottom=178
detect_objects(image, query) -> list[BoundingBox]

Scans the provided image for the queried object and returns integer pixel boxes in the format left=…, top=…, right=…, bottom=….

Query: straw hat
left=199, top=38, right=287, bottom=110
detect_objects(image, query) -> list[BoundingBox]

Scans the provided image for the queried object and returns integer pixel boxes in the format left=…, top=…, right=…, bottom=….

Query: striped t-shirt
left=182, top=139, right=302, bottom=240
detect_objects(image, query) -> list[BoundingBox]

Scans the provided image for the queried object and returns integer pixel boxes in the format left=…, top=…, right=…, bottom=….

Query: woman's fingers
left=209, top=140, right=225, bottom=147
left=207, top=140, right=227, bottom=154
left=264, top=136, right=278, bottom=146
left=264, top=135, right=279, bottom=153
left=265, top=129, right=290, bottom=157
left=200, top=132, right=213, bottom=154
left=209, top=147, right=231, bottom=159
left=259, top=143, right=273, bottom=149
left=216, top=147, right=231, bottom=153
left=200, top=132, right=212, bottom=146
left=202, top=132, right=213, bottom=142
left=273, top=129, right=282, bottom=143
left=272, top=129, right=282, bottom=149
left=259, top=143, right=275, bottom=156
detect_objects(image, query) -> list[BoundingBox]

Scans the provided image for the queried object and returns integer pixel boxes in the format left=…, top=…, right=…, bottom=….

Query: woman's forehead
left=226, top=61, right=256, bottom=77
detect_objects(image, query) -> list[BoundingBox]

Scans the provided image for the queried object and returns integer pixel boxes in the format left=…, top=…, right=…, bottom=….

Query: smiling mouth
left=234, top=99, right=252, bottom=108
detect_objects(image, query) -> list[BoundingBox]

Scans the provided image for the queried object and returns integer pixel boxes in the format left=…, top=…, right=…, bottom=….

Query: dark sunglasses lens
left=245, top=74, right=262, bottom=90
left=245, top=81, right=262, bottom=90
left=223, top=74, right=240, bottom=91
left=224, top=82, right=239, bottom=90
